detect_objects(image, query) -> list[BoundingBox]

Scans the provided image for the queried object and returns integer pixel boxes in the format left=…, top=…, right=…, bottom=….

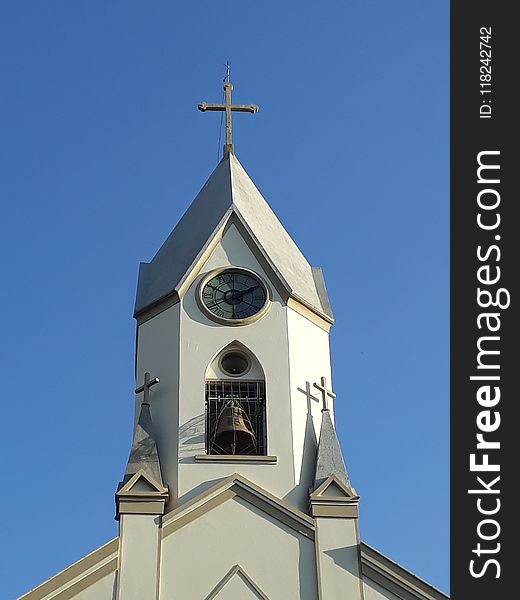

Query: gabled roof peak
left=134, top=154, right=333, bottom=322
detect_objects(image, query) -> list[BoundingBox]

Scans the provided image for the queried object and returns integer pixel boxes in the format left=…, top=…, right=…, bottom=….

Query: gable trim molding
left=18, top=539, right=118, bottom=600
left=205, top=564, right=270, bottom=600
left=162, top=473, right=314, bottom=540
left=361, top=543, right=449, bottom=600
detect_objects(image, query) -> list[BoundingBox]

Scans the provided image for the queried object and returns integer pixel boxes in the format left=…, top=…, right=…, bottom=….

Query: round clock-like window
left=199, top=268, right=269, bottom=324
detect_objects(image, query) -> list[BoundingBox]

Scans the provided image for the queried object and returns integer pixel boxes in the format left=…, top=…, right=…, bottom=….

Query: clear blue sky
left=0, top=2, right=449, bottom=598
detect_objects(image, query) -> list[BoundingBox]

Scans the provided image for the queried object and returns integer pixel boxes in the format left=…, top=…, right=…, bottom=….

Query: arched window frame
left=204, top=343, right=267, bottom=456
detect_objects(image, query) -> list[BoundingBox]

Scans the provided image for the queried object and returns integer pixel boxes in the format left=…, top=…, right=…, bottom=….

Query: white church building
left=20, top=82, right=448, bottom=600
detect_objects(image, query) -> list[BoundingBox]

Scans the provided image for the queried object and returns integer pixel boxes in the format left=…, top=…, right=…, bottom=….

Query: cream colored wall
left=159, top=495, right=318, bottom=600
left=176, top=223, right=297, bottom=505
left=363, top=577, right=402, bottom=600
left=117, top=514, right=160, bottom=600
left=70, top=572, right=116, bottom=600
left=135, top=302, right=180, bottom=502
left=314, top=518, right=363, bottom=600
left=286, top=308, right=332, bottom=508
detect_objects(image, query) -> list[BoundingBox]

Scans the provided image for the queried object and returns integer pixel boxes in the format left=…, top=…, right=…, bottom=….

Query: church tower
left=113, top=76, right=365, bottom=599
left=20, top=78, right=448, bottom=600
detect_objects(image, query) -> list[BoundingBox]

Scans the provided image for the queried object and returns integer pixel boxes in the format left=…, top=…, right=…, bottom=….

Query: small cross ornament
left=135, top=372, right=160, bottom=407
left=313, top=376, right=336, bottom=412
left=198, top=63, right=259, bottom=157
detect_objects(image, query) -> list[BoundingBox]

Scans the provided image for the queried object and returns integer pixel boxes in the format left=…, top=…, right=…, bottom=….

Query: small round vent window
left=220, top=352, right=250, bottom=377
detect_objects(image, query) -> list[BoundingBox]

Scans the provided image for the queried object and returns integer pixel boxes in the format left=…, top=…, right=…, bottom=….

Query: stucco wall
left=117, top=514, right=159, bottom=600
left=69, top=572, right=116, bottom=600
left=315, top=518, right=363, bottom=600
left=160, top=495, right=318, bottom=599
left=136, top=301, right=181, bottom=502
left=286, top=307, right=332, bottom=509
left=176, top=224, right=295, bottom=505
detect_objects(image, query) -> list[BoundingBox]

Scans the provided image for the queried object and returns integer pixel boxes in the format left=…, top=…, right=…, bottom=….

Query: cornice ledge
left=17, top=539, right=118, bottom=600
left=194, top=454, right=277, bottom=464
left=360, top=543, right=450, bottom=600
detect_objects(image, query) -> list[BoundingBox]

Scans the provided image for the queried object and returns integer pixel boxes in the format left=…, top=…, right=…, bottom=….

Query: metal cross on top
left=135, top=372, right=160, bottom=407
left=313, top=376, right=336, bottom=412
left=198, top=64, right=259, bottom=157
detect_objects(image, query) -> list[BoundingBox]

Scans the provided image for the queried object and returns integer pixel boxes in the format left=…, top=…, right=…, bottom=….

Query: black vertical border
left=451, top=2, right=517, bottom=599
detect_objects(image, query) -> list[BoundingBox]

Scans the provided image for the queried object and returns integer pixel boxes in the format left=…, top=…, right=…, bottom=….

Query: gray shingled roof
left=314, top=410, right=352, bottom=490
left=134, top=153, right=333, bottom=322
left=123, top=402, right=164, bottom=487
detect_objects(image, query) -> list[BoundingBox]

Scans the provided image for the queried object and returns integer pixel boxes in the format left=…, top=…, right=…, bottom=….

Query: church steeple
left=134, top=152, right=333, bottom=325
left=116, top=372, right=168, bottom=521
left=314, top=410, right=352, bottom=490
left=113, top=79, right=361, bottom=596
left=120, top=373, right=165, bottom=489
left=312, top=377, right=353, bottom=491
left=127, top=76, right=348, bottom=525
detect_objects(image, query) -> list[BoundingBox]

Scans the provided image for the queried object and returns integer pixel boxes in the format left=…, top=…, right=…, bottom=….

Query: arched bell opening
left=204, top=342, right=266, bottom=456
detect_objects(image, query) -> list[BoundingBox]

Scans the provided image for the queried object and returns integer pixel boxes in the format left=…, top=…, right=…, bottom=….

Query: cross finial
left=135, top=372, right=160, bottom=407
left=313, top=376, right=336, bottom=412
left=198, top=65, right=259, bottom=158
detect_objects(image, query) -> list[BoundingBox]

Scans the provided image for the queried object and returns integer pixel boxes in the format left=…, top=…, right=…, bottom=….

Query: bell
left=212, top=405, right=256, bottom=455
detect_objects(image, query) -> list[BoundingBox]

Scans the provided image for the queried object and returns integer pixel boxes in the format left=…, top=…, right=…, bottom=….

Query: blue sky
left=0, top=1, right=449, bottom=597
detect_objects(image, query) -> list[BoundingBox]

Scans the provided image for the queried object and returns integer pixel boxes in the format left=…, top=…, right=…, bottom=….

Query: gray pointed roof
left=123, top=402, right=164, bottom=487
left=314, top=410, right=352, bottom=490
left=134, top=153, right=333, bottom=322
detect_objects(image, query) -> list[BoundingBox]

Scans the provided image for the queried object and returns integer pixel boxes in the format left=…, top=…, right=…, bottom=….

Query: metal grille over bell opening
left=206, top=380, right=266, bottom=455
